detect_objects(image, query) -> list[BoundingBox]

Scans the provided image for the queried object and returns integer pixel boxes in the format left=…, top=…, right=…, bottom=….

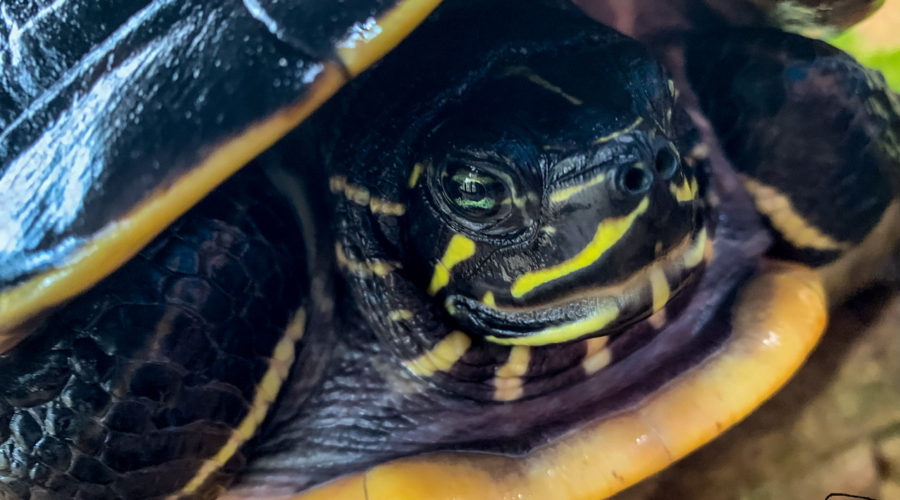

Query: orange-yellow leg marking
left=275, top=262, right=825, bottom=500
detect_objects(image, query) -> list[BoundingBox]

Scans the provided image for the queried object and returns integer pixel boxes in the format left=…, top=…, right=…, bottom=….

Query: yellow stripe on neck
left=648, top=266, right=671, bottom=312
left=492, top=346, right=531, bottom=401
left=428, top=234, right=477, bottom=295
left=741, top=176, right=849, bottom=251
left=179, top=308, right=307, bottom=495
left=511, top=198, right=650, bottom=298
left=403, top=331, right=471, bottom=377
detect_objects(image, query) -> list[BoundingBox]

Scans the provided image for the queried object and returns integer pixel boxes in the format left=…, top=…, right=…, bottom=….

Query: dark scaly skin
left=0, top=168, right=308, bottom=499
left=686, top=28, right=899, bottom=265
left=0, top=1, right=896, bottom=498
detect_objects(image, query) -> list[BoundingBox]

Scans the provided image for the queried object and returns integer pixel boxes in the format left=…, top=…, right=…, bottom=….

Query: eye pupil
left=461, top=179, right=484, bottom=196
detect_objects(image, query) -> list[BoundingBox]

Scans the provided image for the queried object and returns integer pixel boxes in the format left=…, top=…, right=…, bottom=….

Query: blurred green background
left=831, top=0, right=899, bottom=90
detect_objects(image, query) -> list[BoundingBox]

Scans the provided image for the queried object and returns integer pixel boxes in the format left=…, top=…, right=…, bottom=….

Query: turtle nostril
left=617, top=164, right=654, bottom=195
left=654, top=146, right=680, bottom=180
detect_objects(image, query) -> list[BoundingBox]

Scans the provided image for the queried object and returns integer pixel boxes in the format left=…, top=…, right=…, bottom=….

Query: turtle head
left=407, top=51, right=708, bottom=346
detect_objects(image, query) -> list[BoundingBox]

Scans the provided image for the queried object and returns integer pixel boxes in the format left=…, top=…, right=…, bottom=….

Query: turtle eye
left=439, top=163, right=511, bottom=223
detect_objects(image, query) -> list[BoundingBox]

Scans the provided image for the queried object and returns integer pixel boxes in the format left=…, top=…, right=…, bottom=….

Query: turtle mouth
left=445, top=227, right=709, bottom=346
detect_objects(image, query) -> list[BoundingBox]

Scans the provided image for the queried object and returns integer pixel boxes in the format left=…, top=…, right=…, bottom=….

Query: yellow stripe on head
left=669, top=177, right=694, bottom=203
left=511, top=197, right=650, bottom=298
left=548, top=173, right=607, bottom=204
left=427, top=234, right=477, bottom=295
left=504, top=66, right=584, bottom=106
left=594, top=116, right=644, bottom=144
left=486, top=302, right=620, bottom=346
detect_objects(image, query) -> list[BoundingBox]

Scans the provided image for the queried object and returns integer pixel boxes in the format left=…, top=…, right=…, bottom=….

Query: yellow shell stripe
left=179, top=308, right=307, bottom=496
left=403, top=331, right=471, bottom=377
left=427, top=234, right=477, bottom=295
left=511, top=197, right=650, bottom=298
left=335, top=0, right=443, bottom=77
left=0, top=0, right=443, bottom=339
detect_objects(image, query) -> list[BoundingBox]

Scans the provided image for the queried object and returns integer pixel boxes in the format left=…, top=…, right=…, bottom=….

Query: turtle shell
left=0, top=0, right=440, bottom=497
left=0, top=0, right=440, bottom=345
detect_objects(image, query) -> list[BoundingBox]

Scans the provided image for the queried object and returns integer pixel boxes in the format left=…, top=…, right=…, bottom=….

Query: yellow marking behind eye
left=741, top=176, right=850, bottom=251
left=595, top=116, right=644, bottom=144
left=493, top=346, right=531, bottom=401
left=540, top=226, right=557, bottom=234
left=388, top=309, right=414, bottom=321
left=427, top=234, right=477, bottom=295
left=486, top=302, right=620, bottom=346
left=403, top=331, right=471, bottom=377
left=369, top=198, right=407, bottom=216
left=511, top=198, right=650, bottom=298
left=408, top=163, right=425, bottom=188
left=482, top=291, right=496, bottom=307
left=335, top=243, right=401, bottom=278
left=505, top=66, right=584, bottom=106
left=330, top=175, right=406, bottom=215
left=548, top=173, right=607, bottom=203
left=648, top=266, right=671, bottom=312
left=180, top=308, right=306, bottom=495
left=669, top=178, right=695, bottom=203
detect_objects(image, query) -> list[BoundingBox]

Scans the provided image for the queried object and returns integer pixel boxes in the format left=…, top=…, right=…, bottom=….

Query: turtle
left=0, top=0, right=897, bottom=499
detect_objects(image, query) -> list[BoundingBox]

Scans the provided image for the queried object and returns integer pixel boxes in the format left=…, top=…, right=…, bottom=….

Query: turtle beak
left=224, top=261, right=826, bottom=500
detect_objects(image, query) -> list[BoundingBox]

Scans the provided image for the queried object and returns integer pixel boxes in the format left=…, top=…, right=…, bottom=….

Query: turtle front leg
left=684, top=28, right=900, bottom=300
